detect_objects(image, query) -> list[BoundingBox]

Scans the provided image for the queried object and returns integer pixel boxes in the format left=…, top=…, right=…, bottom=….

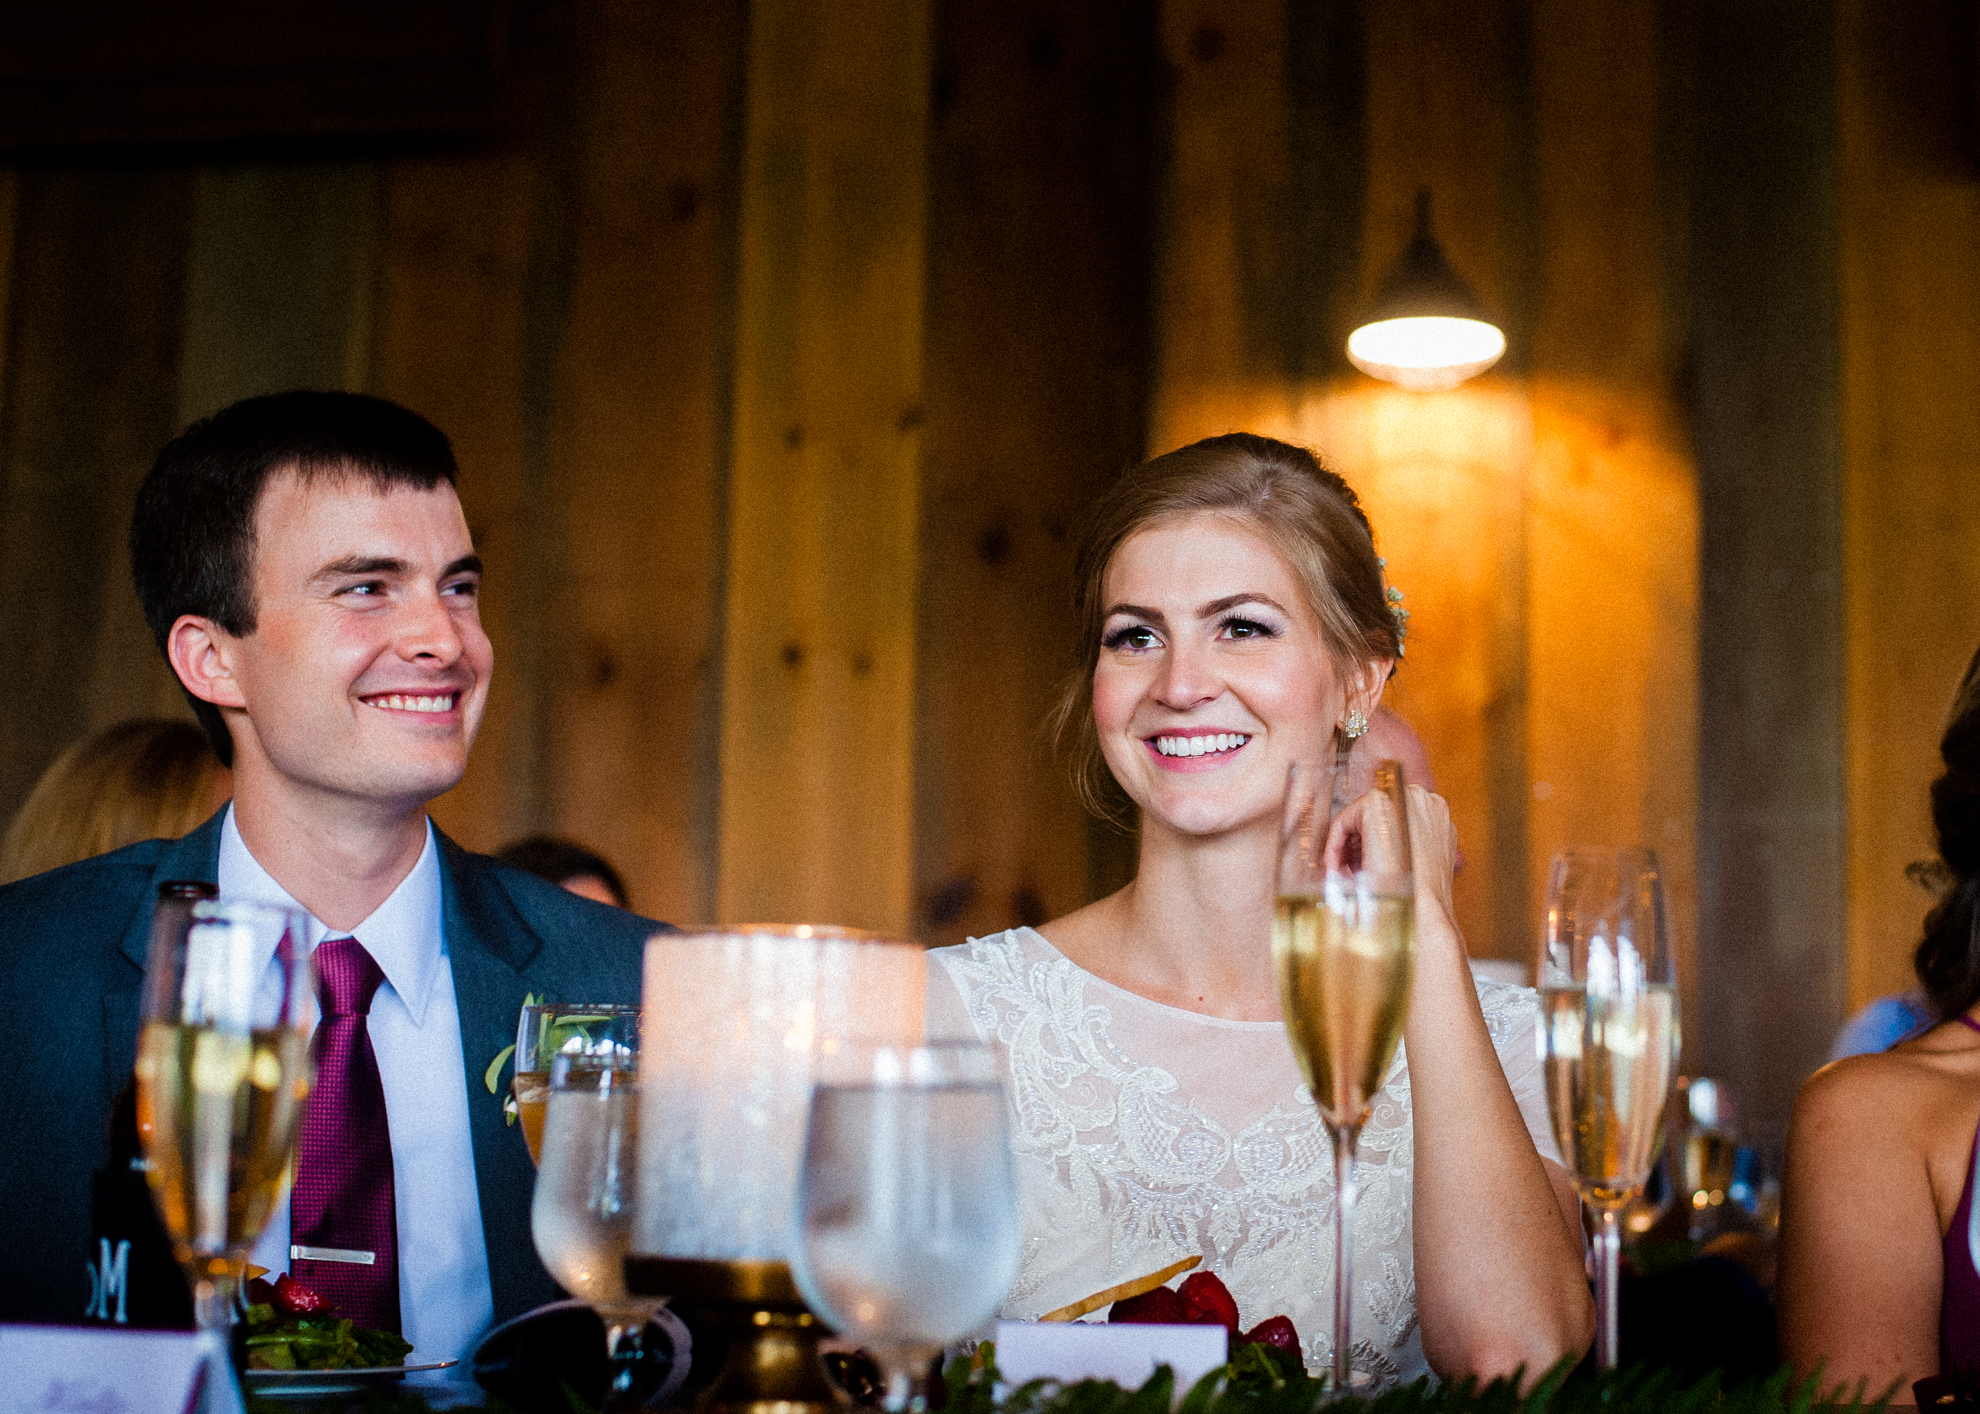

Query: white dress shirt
left=227, top=807, right=496, bottom=1372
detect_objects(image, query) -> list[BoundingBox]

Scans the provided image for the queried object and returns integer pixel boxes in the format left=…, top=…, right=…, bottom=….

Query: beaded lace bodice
left=926, top=927, right=1561, bottom=1390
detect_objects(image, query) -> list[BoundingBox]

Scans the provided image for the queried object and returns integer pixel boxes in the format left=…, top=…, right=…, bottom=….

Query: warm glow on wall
left=1348, top=191, right=1505, bottom=391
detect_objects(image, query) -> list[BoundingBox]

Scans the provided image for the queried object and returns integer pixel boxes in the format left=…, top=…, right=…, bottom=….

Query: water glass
left=531, top=1049, right=655, bottom=1411
left=792, top=1041, right=1021, bottom=1414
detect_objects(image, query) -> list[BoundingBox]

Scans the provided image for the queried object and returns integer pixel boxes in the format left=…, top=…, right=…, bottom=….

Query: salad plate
left=241, top=1357, right=458, bottom=1395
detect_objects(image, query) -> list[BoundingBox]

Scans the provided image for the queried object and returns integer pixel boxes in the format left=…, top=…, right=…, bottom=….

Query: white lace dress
left=926, top=927, right=1563, bottom=1390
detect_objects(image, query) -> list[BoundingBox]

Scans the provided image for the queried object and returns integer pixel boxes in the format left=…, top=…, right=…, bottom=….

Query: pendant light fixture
left=1346, top=190, right=1505, bottom=391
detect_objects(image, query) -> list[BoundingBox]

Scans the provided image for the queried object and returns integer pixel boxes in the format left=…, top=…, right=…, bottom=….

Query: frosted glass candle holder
left=634, top=926, right=926, bottom=1263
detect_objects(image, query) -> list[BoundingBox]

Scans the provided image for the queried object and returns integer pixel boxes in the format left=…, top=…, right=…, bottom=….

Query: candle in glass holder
left=634, top=926, right=926, bottom=1263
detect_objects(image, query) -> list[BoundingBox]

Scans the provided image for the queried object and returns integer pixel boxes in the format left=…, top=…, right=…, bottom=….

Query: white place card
left=0, top=1325, right=245, bottom=1414
left=995, top=1320, right=1229, bottom=1398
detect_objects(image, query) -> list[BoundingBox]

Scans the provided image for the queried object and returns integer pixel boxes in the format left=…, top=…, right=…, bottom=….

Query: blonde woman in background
left=0, top=718, right=229, bottom=884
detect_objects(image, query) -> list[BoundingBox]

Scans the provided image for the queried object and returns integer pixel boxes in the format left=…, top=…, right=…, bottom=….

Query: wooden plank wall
left=0, top=168, right=196, bottom=810
left=175, top=162, right=383, bottom=426
left=1520, top=0, right=1698, bottom=1025
left=1688, top=0, right=1844, bottom=1138
left=1838, top=0, right=1980, bottom=1014
left=714, top=0, right=930, bottom=934
left=515, top=0, right=739, bottom=927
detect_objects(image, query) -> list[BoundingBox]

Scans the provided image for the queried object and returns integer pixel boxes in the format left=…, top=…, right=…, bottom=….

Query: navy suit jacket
left=0, top=809, right=661, bottom=1326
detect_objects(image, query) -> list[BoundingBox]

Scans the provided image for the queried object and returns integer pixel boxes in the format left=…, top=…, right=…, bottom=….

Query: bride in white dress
left=924, top=434, right=1592, bottom=1390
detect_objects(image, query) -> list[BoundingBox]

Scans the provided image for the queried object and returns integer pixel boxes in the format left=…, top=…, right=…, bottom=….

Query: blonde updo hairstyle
left=1052, top=433, right=1399, bottom=824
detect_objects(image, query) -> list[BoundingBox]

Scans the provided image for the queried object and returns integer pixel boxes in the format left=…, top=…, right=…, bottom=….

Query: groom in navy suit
left=0, top=392, right=656, bottom=1362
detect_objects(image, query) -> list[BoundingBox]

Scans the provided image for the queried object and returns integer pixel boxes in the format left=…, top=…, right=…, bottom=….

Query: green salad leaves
left=241, top=1302, right=415, bottom=1371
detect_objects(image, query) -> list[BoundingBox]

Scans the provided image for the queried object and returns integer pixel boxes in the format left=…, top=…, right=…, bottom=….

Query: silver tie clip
left=291, top=1245, right=376, bottom=1265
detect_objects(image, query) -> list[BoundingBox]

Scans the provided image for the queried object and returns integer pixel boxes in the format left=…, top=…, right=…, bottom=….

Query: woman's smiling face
left=1092, top=512, right=1361, bottom=839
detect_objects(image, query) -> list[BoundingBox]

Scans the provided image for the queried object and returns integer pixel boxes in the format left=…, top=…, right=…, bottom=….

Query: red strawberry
left=1240, top=1315, right=1301, bottom=1357
left=1176, top=1271, right=1241, bottom=1333
left=272, top=1273, right=336, bottom=1315
left=1109, top=1285, right=1188, bottom=1324
left=243, top=1276, right=278, bottom=1308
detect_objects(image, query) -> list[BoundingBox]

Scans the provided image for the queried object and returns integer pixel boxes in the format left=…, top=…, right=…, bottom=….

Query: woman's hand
left=1403, top=783, right=1460, bottom=925
left=1399, top=784, right=1469, bottom=982
left=1318, top=781, right=1457, bottom=927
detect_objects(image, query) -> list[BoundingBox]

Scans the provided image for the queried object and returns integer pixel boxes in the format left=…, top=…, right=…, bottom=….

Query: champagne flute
left=133, top=897, right=314, bottom=1331
left=1274, top=756, right=1415, bottom=1395
left=792, top=1041, right=1021, bottom=1414
left=1536, top=849, right=1680, bottom=1370
left=531, top=1047, right=656, bottom=1411
left=515, top=1003, right=641, bottom=1165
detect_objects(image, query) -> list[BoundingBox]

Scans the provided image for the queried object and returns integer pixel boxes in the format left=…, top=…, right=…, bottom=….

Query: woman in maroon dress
left=1781, top=642, right=1980, bottom=1399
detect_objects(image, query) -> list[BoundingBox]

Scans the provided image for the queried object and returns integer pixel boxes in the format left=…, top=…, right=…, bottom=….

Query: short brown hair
left=0, top=719, right=223, bottom=883
left=129, top=391, right=459, bottom=767
left=1052, top=433, right=1398, bottom=823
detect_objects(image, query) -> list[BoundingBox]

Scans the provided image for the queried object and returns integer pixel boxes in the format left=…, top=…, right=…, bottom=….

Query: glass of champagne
left=515, top=1002, right=641, bottom=1165
left=531, top=1047, right=656, bottom=1412
left=133, top=898, right=314, bottom=1331
left=1537, top=848, right=1680, bottom=1370
left=792, top=1041, right=1021, bottom=1414
left=1274, top=756, right=1415, bottom=1395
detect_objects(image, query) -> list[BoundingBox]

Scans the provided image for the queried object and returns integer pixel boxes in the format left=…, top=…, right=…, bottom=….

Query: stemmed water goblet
left=792, top=1040, right=1021, bottom=1414
left=1274, top=756, right=1416, bottom=1395
left=1536, top=848, right=1680, bottom=1370
left=133, top=897, right=315, bottom=1332
left=531, top=1039, right=658, bottom=1412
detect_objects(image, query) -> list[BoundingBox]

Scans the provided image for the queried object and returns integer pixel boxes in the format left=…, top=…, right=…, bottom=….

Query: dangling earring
left=1340, top=708, right=1369, bottom=741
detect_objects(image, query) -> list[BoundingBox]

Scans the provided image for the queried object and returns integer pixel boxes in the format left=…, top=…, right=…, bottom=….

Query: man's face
left=212, top=468, right=492, bottom=814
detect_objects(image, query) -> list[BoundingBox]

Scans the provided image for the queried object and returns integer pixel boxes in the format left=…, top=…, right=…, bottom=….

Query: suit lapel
left=113, top=810, right=226, bottom=975
left=436, top=832, right=560, bottom=1321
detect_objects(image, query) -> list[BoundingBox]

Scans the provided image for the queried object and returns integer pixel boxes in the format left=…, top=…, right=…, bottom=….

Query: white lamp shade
left=634, top=927, right=927, bottom=1262
left=1346, top=315, right=1506, bottom=391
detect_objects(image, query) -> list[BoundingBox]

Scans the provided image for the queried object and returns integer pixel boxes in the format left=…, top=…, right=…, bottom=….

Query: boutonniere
left=483, top=992, right=544, bottom=1126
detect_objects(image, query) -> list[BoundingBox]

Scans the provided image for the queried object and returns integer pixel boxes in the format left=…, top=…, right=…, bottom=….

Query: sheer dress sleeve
left=1470, top=971, right=1565, bottom=1169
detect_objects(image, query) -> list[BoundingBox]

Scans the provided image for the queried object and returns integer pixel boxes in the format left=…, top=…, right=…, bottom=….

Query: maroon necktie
left=291, top=936, right=401, bottom=1334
